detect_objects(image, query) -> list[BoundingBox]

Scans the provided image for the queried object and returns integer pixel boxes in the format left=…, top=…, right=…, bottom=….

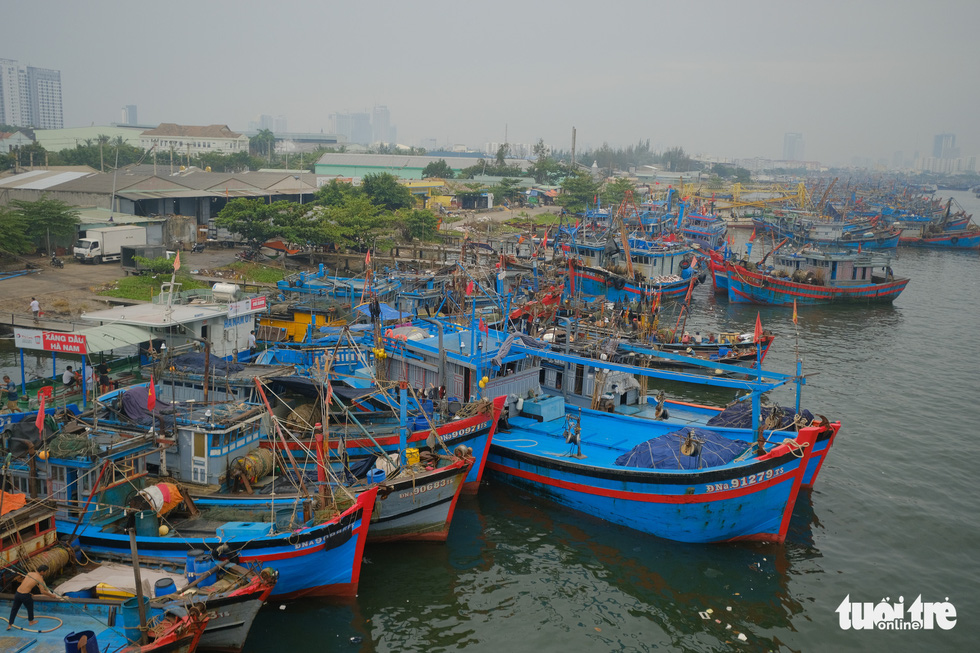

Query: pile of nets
left=614, top=427, right=751, bottom=470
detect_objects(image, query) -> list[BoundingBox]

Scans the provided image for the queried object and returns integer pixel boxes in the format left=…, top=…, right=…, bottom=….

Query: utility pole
left=571, top=127, right=576, bottom=168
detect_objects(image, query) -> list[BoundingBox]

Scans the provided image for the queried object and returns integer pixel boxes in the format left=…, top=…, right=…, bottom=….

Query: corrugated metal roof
left=315, top=153, right=532, bottom=171
left=0, top=170, right=96, bottom=189
left=75, top=324, right=155, bottom=354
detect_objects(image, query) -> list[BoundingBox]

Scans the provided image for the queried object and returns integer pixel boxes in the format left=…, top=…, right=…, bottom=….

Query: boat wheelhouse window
left=852, top=268, right=857, bottom=280
left=194, top=432, right=206, bottom=458
left=211, top=434, right=221, bottom=448
left=539, top=368, right=546, bottom=384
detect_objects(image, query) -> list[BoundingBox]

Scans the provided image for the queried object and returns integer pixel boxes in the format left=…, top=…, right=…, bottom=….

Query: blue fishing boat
left=486, top=398, right=825, bottom=543
left=725, top=248, right=909, bottom=305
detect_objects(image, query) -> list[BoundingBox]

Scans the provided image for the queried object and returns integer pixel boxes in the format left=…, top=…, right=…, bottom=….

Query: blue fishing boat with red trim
left=725, top=248, right=909, bottom=305
left=487, top=399, right=828, bottom=543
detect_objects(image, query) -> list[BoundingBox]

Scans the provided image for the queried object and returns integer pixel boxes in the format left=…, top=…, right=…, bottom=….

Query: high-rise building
left=0, top=58, right=63, bottom=129
left=933, top=133, right=958, bottom=159
left=372, top=105, right=390, bottom=145
left=329, top=112, right=372, bottom=145
left=274, top=115, right=287, bottom=133
left=783, top=132, right=804, bottom=161
left=121, top=105, right=138, bottom=125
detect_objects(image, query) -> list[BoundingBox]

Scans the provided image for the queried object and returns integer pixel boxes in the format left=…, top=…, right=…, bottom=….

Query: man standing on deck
left=29, top=298, right=40, bottom=323
left=6, top=565, right=56, bottom=630
left=248, top=330, right=257, bottom=356
left=3, top=375, right=18, bottom=412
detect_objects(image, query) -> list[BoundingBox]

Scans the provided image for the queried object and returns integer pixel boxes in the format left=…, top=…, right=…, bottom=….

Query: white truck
left=73, top=225, right=148, bottom=264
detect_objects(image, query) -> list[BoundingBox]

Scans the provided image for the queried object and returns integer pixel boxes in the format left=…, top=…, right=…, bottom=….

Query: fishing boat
left=0, top=503, right=210, bottom=652
left=0, top=412, right=377, bottom=600
left=725, top=248, right=910, bottom=305
left=486, top=396, right=827, bottom=543
left=754, top=211, right=901, bottom=250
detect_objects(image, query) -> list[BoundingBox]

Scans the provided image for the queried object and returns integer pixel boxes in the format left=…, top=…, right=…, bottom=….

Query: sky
left=5, top=0, right=980, bottom=166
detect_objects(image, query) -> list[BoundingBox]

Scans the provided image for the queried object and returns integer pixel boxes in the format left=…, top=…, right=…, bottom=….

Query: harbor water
left=2, top=194, right=977, bottom=651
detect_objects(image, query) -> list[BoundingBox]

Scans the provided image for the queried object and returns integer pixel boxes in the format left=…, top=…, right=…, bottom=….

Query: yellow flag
left=792, top=299, right=798, bottom=325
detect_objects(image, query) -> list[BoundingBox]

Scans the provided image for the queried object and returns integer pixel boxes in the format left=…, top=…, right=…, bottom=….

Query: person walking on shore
left=30, top=298, right=40, bottom=324
left=6, top=565, right=56, bottom=630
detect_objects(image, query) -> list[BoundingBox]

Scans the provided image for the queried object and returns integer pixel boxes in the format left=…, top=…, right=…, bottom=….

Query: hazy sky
left=6, top=0, right=979, bottom=165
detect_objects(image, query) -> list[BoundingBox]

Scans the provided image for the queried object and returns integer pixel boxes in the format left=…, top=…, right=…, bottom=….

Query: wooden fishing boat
left=0, top=503, right=211, bottom=652
left=1, top=413, right=377, bottom=600
left=486, top=396, right=826, bottom=543
left=725, top=249, right=909, bottom=305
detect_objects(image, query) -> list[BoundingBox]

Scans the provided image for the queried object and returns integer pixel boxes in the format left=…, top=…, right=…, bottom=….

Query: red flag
left=754, top=312, right=763, bottom=343
left=173, top=250, right=181, bottom=271
left=479, top=318, right=489, bottom=335
left=466, top=280, right=474, bottom=295
left=518, top=235, right=524, bottom=244
left=35, top=391, right=46, bottom=433
left=792, top=299, right=798, bottom=326
left=749, top=228, right=757, bottom=242
left=365, top=249, right=371, bottom=266
left=147, top=376, right=156, bottom=411
left=857, top=242, right=862, bottom=253
left=541, top=230, right=548, bottom=249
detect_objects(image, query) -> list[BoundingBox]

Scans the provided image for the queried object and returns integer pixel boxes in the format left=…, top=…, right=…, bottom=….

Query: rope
left=2, top=615, right=64, bottom=633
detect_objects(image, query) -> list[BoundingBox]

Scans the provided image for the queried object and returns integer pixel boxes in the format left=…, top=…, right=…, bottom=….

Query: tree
left=603, top=177, right=635, bottom=207
left=250, top=129, right=275, bottom=160
left=97, top=133, right=110, bottom=172
left=0, top=206, right=32, bottom=254
left=495, top=143, right=509, bottom=166
left=11, top=197, right=80, bottom=251
left=659, top=146, right=693, bottom=173
left=555, top=171, right=602, bottom=215
left=215, top=198, right=277, bottom=244
left=489, top=178, right=523, bottom=205
left=528, top=156, right=567, bottom=185
left=422, top=160, right=455, bottom=179
left=400, top=208, right=439, bottom=241
left=361, top=172, right=413, bottom=211
left=313, top=178, right=362, bottom=207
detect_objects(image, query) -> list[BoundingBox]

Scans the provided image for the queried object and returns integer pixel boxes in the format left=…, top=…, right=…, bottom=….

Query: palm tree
left=97, top=134, right=110, bottom=172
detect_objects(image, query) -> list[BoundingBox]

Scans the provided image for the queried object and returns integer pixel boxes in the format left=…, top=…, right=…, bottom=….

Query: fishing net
left=705, top=402, right=814, bottom=430
left=614, top=427, right=751, bottom=470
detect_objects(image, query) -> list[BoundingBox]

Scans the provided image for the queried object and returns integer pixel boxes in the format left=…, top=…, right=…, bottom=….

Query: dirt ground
left=0, top=247, right=244, bottom=321
left=0, top=205, right=561, bottom=322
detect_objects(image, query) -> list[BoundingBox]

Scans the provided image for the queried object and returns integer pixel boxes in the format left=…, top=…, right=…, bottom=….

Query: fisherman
left=6, top=565, right=56, bottom=630
left=62, top=366, right=77, bottom=388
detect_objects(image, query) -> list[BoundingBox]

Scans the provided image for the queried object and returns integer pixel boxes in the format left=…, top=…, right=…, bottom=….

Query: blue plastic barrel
left=134, top=510, right=158, bottom=537
left=64, top=630, right=99, bottom=653
left=367, top=468, right=385, bottom=484
left=195, top=554, right=216, bottom=588
left=186, top=548, right=205, bottom=583
left=154, top=578, right=176, bottom=597
left=120, top=597, right=148, bottom=643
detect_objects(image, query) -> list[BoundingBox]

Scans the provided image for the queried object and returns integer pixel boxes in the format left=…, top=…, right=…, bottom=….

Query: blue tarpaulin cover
left=705, top=402, right=813, bottom=430
left=354, top=303, right=412, bottom=321
left=614, top=427, right=751, bottom=470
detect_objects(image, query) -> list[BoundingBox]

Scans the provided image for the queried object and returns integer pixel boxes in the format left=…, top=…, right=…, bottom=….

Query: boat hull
left=487, top=416, right=820, bottom=543
left=61, top=488, right=377, bottom=600
left=726, top=263, right=909, bottom=305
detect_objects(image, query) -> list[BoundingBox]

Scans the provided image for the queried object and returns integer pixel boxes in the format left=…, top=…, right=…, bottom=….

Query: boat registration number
left=398, top=478, right=451, bottom=499
left=705, top=468, right=781, bottom=493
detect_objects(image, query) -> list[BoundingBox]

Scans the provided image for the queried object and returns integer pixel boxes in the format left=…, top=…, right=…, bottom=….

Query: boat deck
left=0, top=597, right=142, bottom=653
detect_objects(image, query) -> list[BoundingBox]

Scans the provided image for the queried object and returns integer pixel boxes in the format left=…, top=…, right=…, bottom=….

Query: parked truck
left=121, top=244, right=168, bottom=275
left=73, top=225, right=147, bottom=264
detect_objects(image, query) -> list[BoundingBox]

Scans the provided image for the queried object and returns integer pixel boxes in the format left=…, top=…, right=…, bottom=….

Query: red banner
left=41, top=332, right=87, bottom=354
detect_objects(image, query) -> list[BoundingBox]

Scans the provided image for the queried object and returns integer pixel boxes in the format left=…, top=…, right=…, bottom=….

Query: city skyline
left=2, top=0, right=979, bottom=167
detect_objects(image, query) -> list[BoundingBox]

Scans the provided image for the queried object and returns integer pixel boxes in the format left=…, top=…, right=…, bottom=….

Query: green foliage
left=215, top=198, right=278, bottom=244
left=0, top=206, right=33, bottom=254
left=422, top=160, right=455, bottom=179
left=313, top=179, right=362, bottom=207
left=361, top=172, right=413, bottom=211
left=99, top=273, right=207, bottom=301
left=226, top=262, right=290, bottom=284
left=399, top=208, right=439, bottom=241
left=11, top=196, right=80, bottom=247
left=555, top=171, right=602, bottom=215
left=495, top=144, right=509, bottom=166
left=133, top=256, right=178, bottom=274
left=489, top=178, right=523, bottom=204
left=250, top=129, right=275, bottom=158
left=528, top=155, right=567, bottom=185
left=658, top=146, right=695, bottom=173
left=457, top=161, right=525, bottom=179
left=57, top=142, right=145, bottom=169
left=603, top=177, right=635, bottom=207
